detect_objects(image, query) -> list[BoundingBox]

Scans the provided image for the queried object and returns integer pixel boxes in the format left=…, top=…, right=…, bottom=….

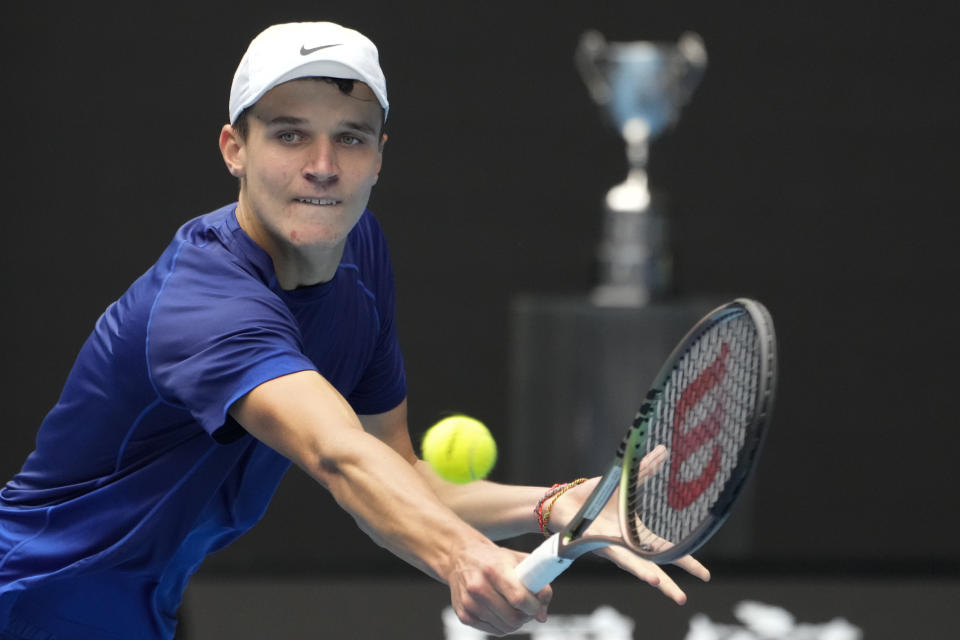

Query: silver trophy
left=577, top=31, right=707, bottom=306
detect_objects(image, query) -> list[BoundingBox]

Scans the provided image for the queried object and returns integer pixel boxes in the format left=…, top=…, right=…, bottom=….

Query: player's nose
left=304, top=138, right=339, bottom=185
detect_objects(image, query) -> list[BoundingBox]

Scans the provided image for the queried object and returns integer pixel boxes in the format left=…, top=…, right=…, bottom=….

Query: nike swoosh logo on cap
left=300, top=44, right=342, bottom=55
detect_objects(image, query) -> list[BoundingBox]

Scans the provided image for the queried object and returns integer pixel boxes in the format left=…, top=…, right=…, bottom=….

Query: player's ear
left=219, top=124, right=246, bottom=178
left=373, top=133, right=387, bottom=183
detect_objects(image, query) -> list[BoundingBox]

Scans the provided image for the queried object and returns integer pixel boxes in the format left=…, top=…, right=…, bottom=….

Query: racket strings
left=624, top=313, right=762, bottom=553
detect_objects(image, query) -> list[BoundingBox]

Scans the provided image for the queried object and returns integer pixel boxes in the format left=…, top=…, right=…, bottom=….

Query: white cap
left=229, top=22, right=389, bottom=123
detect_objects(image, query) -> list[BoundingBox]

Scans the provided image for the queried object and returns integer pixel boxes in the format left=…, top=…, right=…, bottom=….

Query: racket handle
left=515, top=533, right=574, bottom=592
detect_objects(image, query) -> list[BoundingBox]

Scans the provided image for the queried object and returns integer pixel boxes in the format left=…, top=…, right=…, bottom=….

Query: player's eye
left=340, top=134, right=362, bottom=146
left=278, top=131, right=303, bottom=144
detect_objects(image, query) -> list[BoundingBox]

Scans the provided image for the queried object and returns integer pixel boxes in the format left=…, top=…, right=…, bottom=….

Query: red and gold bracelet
left=534, top=478, right=587, bottom=536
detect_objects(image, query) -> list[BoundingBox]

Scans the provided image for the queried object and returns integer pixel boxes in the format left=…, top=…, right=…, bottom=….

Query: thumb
left=534, top=584, right=552, bottom=622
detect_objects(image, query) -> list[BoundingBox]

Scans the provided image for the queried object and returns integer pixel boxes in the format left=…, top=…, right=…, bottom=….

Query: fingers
left=534, top=586, right=551, bottom=623
left=649, top=566, right=688, bottom=605
left=624, top=552, right=713, bottom=605
left=600, top=545, right=709, bottom=606
left=637, top=444, right=669, bottom=481
left=453, top=580, right=551, bottom=635
left=629, top=556, right=688, bottom=605
left=449, top=547, right=552, bottom=636
left=673, top=554, right=711, bottom=582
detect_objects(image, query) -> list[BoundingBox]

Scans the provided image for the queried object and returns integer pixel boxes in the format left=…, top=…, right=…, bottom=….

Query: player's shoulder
left=162, top=203, right=275, bottom=289
left=174, top=204, right=252, bottom=257
left=147, top=207, right=297, bottom=349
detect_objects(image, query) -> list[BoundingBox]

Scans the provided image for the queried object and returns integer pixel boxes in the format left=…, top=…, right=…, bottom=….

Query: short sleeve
left=147, top=245, right=316, bottom=438
left=346, top=277, right=406, bottom=415
left=343, top=213, right=407, bottom=415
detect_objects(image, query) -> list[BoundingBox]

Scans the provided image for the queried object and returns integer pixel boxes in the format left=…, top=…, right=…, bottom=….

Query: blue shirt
left=0, top=203, right=406, bottom=638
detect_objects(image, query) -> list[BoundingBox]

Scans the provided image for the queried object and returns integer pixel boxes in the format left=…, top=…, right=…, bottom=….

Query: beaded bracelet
left=534, top=478, right=587, bottom=536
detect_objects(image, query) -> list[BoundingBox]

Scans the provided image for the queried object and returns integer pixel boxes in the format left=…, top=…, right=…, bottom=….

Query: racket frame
left=515, top=298, right=777, bottom=591
left=619, top=298, right=777, bottom=563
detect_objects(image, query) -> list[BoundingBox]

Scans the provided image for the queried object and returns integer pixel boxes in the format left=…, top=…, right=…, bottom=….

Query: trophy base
left=592, top=202, right=673, bottom=308
left=591, top=283, right=650, bottom=307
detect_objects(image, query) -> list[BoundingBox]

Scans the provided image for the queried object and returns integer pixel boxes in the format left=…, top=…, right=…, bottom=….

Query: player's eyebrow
left=258, top=115, right=308, bottom=127
left=256, top=115, right=377, bottom=136
left=341, top=121, right=378, bottom=136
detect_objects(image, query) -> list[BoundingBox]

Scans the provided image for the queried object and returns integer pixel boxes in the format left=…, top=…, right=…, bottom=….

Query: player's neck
left=270, top=243, right=344, bottom=290
left=235, top=198, right=345, bottom=290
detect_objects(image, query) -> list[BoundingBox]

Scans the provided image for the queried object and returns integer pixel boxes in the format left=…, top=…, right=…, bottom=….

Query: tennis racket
left=516, top=298, right=777, bottom=592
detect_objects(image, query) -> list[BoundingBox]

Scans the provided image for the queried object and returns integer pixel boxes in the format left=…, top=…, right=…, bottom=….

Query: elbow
left=304, top=438, right=370, bottom=490
left=316, top=455, right=344, bottom=485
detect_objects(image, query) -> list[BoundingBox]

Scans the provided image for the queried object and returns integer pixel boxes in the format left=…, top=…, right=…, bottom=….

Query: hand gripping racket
left=516, top=298, right=777, bottom=592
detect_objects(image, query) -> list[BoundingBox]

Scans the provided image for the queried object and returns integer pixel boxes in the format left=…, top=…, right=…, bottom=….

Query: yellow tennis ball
left=421, top=415, right=497, bottom=484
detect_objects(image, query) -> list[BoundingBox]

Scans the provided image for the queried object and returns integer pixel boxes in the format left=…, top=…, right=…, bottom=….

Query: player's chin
left=283, top=218, right=352, bottom=247
left=295, top=206, right=362, bottom=237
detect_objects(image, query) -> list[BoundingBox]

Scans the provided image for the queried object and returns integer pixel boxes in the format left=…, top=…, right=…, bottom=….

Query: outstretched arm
left=357, top=400, right=546, bottom=540
left=230, top=370, right=550, bottom=635
left=360, top=401, right=711, bottom=605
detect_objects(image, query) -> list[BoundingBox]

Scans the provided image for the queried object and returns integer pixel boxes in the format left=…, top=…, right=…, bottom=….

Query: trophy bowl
left=577, top=31, right=707, bottom=306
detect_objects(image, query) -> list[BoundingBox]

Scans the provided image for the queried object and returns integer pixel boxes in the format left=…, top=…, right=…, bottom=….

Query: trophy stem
left=592, top=120, right=668, bottom=308
left=623, top=118, right=650, bottom=173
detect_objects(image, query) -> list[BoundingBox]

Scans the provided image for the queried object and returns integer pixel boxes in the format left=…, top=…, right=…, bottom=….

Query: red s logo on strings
left=668, top=342, right=729, bottom=510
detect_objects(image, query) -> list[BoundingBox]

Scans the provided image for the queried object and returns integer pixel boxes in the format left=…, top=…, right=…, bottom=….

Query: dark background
left=2, top=0, right=957, bottom=591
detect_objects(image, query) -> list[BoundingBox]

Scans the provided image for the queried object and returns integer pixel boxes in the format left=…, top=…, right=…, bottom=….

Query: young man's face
left=224, top=78, right=385, bottom=265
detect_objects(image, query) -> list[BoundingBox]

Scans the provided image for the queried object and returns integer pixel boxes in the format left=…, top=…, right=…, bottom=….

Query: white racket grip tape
left=515, top=533, right=573, bottom=592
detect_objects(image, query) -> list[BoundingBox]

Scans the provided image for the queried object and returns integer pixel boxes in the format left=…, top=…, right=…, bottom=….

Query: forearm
left=231, top=372, right=492, bottom=582
left=318, top=430, right=494, bottom=580
left=359, top=400, right=555, bottom=541
left=414, top=460, right=554, bottom=540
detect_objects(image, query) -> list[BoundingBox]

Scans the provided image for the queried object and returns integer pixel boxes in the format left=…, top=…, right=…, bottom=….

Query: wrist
left=534, top=478, right=589, bottom=536
left=438, top=527, right=502, bottom=584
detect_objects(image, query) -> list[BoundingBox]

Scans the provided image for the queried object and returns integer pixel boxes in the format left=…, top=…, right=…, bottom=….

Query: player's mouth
left=294, top=197, right=341, bottom=206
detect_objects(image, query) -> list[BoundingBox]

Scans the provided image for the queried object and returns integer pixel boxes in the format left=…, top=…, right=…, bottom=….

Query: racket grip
left=515, top=533, right=573, bottom=593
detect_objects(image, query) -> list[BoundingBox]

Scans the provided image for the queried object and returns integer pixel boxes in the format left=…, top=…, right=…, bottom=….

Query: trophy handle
left=575, top=30, right=612, bottom=105
left=670, top=32, right=708, bottom=107
left=678, top=31, right=708, bottom=67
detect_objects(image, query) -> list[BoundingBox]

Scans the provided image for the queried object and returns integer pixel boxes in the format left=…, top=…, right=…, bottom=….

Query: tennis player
left=0, top=22, right=709, bottom=639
